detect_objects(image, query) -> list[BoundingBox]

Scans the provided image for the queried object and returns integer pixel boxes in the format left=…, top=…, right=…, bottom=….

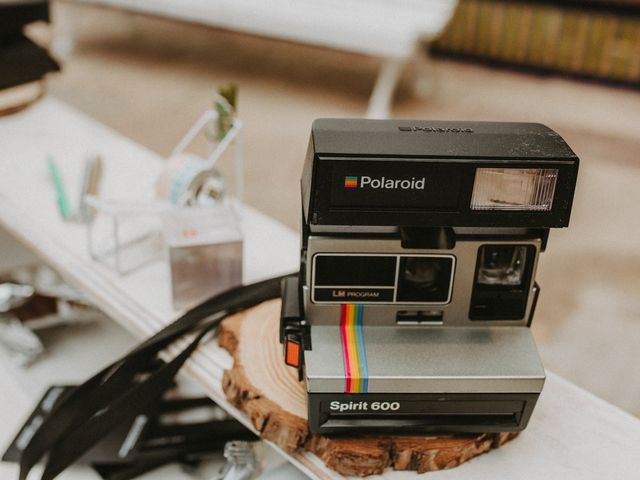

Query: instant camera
left=280, top=119, right=579, bottom=435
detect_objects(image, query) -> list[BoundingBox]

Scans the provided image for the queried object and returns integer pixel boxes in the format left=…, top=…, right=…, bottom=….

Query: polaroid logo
left=398, top=126, right=474, bottom=133
left=359, top=176, right=425, bottom=190
left=344, top=176, right=358, bottom=189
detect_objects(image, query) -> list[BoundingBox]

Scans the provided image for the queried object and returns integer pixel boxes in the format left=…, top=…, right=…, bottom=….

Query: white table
left=1, top=98, right=639, bottom=480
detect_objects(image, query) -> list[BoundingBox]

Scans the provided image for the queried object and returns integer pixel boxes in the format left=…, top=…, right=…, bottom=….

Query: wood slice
left=219, top=300, right=518, bottom=477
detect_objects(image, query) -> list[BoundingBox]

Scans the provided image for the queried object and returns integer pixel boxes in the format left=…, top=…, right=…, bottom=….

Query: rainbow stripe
left=344, top=176, right=358, bottom=189
left=340, top=304, right=368, bottom=393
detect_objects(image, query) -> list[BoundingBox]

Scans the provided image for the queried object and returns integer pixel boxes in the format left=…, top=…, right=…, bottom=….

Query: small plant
left=206, top=83, right=238, bottom=142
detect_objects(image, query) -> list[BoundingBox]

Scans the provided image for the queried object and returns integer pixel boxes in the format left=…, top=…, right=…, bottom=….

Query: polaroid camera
left=280, top=119, right=579, bottom=435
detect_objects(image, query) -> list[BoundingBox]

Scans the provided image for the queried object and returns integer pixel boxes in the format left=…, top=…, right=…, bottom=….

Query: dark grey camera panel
left=310, top=252, right=456, bottom=306
left=329, top=161, right=464, bottom=210
left=313, top=255, right=396, bottom=287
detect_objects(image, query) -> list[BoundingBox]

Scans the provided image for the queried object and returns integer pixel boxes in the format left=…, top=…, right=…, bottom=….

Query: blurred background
left=1, top=0, right=639, bottom=468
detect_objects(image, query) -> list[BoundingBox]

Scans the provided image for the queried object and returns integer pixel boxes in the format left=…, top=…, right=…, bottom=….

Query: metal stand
left=85, top=110, right=243, bottom=276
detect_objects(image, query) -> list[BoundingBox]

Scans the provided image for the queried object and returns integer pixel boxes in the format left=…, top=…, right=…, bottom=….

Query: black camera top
left=302, top=119, right=579, bottom=232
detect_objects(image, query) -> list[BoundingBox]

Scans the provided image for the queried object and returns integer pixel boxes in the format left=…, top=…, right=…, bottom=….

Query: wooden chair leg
left=366, top=58, right=405, bottom=119
left=51, top=1, right=78, bottom=58
left=408, top=48, right=437, bottom=99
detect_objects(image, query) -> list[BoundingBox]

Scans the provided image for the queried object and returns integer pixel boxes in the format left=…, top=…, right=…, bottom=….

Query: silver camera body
left=280, top=119, right=579, bottom=435
left=304, top=235, right=541, bottom=327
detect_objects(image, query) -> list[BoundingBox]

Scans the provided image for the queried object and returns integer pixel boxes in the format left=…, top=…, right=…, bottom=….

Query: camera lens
left=476, top=245, right=527, bottom=286
left=396, top=256, right=453, bottom=303
left=403, top=257, right=440, bottom=289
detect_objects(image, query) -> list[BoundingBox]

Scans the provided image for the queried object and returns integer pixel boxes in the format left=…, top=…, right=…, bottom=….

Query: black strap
left=19, top=274, right=291, bottom=480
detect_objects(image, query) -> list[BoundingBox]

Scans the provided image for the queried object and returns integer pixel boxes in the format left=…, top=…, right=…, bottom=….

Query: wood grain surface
left=219, top=299, right=517, bottom=476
